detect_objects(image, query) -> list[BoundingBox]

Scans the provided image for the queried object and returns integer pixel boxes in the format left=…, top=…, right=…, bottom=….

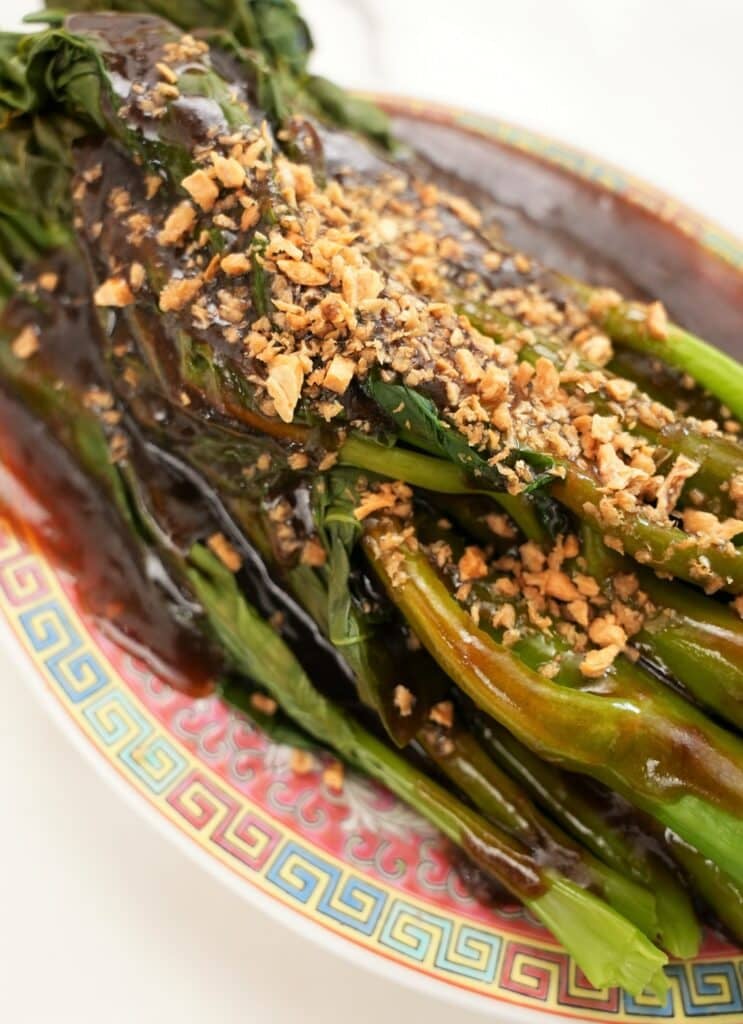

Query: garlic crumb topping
left=10, top=324, right=39, bottom=359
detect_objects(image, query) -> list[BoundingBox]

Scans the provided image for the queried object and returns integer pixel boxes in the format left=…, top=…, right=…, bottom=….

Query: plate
left=3, top=99, right=742, bottom=1022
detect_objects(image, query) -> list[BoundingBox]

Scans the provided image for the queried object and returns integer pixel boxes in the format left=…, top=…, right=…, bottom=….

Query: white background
left=1, top=2, right=742, bottom=1022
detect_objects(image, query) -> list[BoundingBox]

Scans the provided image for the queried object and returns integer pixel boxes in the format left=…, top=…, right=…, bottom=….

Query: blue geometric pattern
left=379, top=900, right=501, bottom=982
left=266, top=842, right=386, bottom=936
left=623, top=988, right=675, bottom=1018
left=4, top=99, right=743, bottom=1014
left=19, top=599, right=108, bottom=702
left=667, top=963, right=743, bottom=1016
left=83, top=690, right=187, bottom=793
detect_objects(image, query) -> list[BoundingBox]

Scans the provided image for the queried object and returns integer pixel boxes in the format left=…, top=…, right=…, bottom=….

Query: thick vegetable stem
left=581, top=526, right=743, bottom=729
left=362, top=518, right=743, bottom=885
left=339, top=436, right=549, bottom=543
left=469, top=716, right=702, bottom=957
left=186, top=543, right=668, bottom=995
left=578, top=287, right=743, bottom=421
left=553, top=469, right=743, bottom=594
left=417, top=725, right=659, bottom=941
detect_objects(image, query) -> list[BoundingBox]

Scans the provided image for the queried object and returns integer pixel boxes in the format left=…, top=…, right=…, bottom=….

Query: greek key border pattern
left=2, top=101, right=742, bottom=1021
left=3, top=515, right=742, bottom=1020
left=5, top=98, right=743, bottom=1012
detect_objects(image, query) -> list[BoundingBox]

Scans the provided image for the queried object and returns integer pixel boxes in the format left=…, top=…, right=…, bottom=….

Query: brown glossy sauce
left=2, top=92, right=742, bottom=745
left=391, top=111, right=743, bottom=360
left=66, top=12, right=237, bottom=149
left=1, top=18, right=742, bottom=924
left=0, top=388, right=217, bottom=693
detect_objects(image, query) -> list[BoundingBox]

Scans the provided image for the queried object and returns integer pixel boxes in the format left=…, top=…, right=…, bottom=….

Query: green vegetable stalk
left=664, top=833, right=743, bottom=946
left=187, top=542, right=668, bottom=995
left=581, top=526, right=743, bottom=730
left=468, top=715, right=703, bottom=956
left=416, top=723, right=660, bottom=942
left=339, top=435, right=550, bottom=543
left=362, top=518, right=743, bottom=886
left=553, top=468, right=743, bottom=594
left=571, top=282, right=743, bottom=422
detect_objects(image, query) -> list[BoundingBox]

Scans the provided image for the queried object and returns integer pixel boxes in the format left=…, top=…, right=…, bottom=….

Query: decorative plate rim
left=0, top=522, right=584, bottom=1024
left=3, top=622, right=578, bottom=1024
left=4, top=98, right=743, bottom=1023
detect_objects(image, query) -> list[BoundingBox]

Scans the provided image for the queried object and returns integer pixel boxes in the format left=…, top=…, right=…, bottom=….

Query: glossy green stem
left=186, top=542, right=667, bottom=995
left=606, top=347, right=727, bottom=423
left=637, top=576, right=743, bottom=730
left=418, top=725, right=659, bottom=941
left=582, top=524, right=743, bottom=730
left=467, top=716, right=702, bottom=958
left=339, top=435, right=548, bottom=543
left=577, top=287, right=743, bottom=422
left=664, top=833, right=743, bottom=946
left=475, top=694, right=740, bottom=947
left=362, top=521, right=743, bottom=884
left=554, top=467, right=743, bottom=594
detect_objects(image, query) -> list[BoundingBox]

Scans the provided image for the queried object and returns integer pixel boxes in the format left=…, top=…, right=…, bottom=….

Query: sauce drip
left=0, top=386, right=217, bottom=693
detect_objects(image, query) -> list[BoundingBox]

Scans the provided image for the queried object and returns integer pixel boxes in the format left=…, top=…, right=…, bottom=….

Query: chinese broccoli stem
left=472, top=714, right=743, bottom=946
left=581, top=526, right=743, bottom=730
left=571, top=282, right=743, bottom=421
left=553, top=468, right=743, bottom=594
left=663, top=833, right=743, bottom=945
left=186, top=542, right=668, bottom=995
left=416, top=724, right=659, bottom=942
left=466, top=715, right=705, bottom=956
left=362, top=518, right=743, bottom=885
left=339, top=436, right=548, bottom=543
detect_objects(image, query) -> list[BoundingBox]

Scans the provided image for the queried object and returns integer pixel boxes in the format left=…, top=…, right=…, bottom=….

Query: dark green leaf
left=306, top=75, right=394, bottom=149
left=365, top=373, right=507, bottom=491
left=58, top=0, right=393, bottom=146
left=307, top=470, right=443, bottom=745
